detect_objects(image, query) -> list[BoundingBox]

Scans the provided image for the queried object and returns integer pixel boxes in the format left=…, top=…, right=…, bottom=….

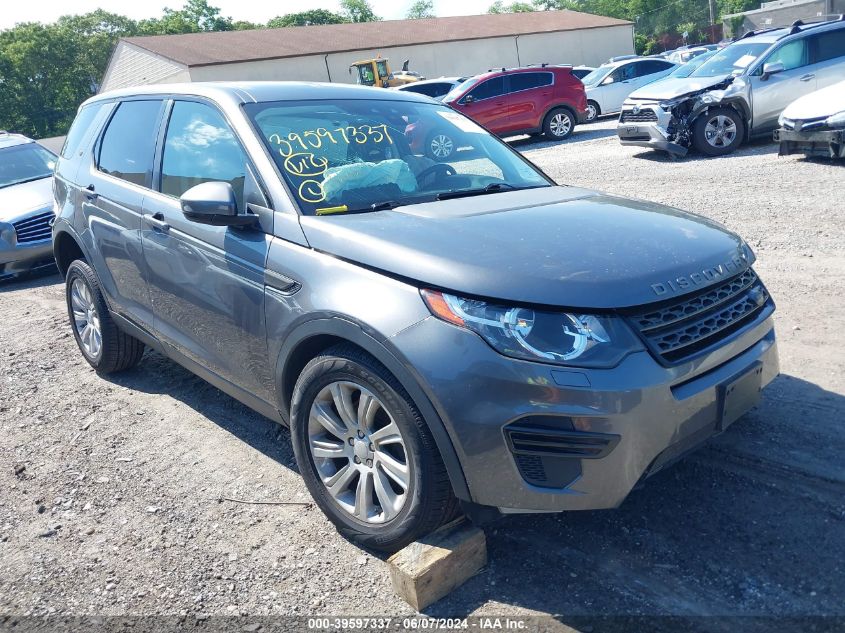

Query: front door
left=748, top=39, right=816, bottom=133
left=141, top=99, right=274, bottom=401
left=458, top=76, right=509, bottom=133
left=598, top=62, right=639, bottom=114
left=82, top=99, right=164, bottom=327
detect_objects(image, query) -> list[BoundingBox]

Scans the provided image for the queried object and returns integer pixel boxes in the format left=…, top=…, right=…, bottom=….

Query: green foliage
left=488, top=1, right=538, bottom=12
left=340, top=0, right=382, bottom=23
left=137, top=0, right=233, bottom=34
left=407, top=0, right=436, bottom=19
left=267, top=10, right=349, bottom=28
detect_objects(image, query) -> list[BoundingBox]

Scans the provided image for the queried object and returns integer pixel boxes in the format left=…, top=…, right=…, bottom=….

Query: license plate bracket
left=718, top=361, right=763, bottom=431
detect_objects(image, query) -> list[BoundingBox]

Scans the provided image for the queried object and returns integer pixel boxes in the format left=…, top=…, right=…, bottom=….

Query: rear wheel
left=290, top=344, right=457, bottom=552
left=543, top=108, right=575, bottom=140
left=65, top=259, right=145, bottom=374
left=586, top=100, right=600, bottom=122
left=692, top=107, right=745, bottom=156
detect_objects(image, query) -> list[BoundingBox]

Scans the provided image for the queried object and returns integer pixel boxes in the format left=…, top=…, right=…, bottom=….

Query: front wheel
left=543, top=108, right=575, bottom=140
left=65, top=259, right=145, bottom=374
left=692, top=107, right=745, bottom=156
left=290, top=344, right=457, bottom=552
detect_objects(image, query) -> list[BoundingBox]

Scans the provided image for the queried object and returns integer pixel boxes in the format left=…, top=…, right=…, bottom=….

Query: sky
left=0, top=0, right=495, bottom=30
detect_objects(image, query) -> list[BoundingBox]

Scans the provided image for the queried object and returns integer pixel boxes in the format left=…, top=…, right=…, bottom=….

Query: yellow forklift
left=349, top=56, right=424, bottom=88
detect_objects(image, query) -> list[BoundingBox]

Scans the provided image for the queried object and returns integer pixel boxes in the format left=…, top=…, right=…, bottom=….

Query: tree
left=138, top=0, right=233, bottom=34
left=340, top=0, right=381, bottom=23
left=407, top=0, right=436, bottom=19
left=267, top=9, right=349, bottom=28
left=487, top=1, right=537, bottom=13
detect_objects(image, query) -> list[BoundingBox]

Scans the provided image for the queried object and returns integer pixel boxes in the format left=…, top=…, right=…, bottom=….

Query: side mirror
left=761, top=61, right=784, bottom=80
left=601, top=76, right=615, bottom=85
left=180, top=181, right=257, bottom=227
left=463, top=94, right=475, bottom=104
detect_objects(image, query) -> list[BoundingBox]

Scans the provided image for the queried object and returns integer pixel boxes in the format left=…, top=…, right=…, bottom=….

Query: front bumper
left=392, top=307, right=778, bottom=513
left=774, top=127, right=845, bottom=159
left=0, top=238, right=55, bottom=280
left=616, top=102, right=688, bottom=156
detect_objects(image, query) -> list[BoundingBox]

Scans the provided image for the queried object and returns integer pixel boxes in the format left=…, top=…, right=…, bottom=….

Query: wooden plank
left=387, top=519, right=487, bottom=611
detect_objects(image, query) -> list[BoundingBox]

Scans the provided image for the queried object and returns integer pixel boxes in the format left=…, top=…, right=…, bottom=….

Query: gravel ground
left=1, top=119, right=843, bottom=622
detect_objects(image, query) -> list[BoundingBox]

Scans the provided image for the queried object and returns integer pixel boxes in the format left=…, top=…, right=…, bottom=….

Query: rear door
left=806, top=28, right=845, bottom=90
left=748, top=38, right=815, bottom=132
left=458, top=76, right=509, bottom=133
left=506, top=71, right=554, bottom=133
left=141, top=98, right=275, bottom=401
left=82, top=99, right=164, bottom=327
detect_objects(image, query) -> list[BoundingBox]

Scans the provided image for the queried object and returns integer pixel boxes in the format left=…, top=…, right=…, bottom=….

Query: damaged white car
left=775, top=79, right=845, bottom=158
left=616, top=17, right=845, bottom=157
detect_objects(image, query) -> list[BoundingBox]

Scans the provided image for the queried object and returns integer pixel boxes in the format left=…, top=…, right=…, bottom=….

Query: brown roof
left=124, top=11, right=632, bottom=67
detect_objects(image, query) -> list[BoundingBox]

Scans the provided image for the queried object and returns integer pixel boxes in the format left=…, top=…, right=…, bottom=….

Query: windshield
left=245, top=99, right=550, bottom=216
left=668, top=50, right=716, bottom=78
left=580, top=64, right=614, bottom=87
left=689, top=42, right=770, bottom=77
left=0, top=142, right=56, bottom=189
left=442, top=76, right=479, bottom=103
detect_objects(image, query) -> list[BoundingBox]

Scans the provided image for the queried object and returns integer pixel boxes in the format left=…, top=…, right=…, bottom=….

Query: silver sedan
left=0, top=133, right=56, bottom=280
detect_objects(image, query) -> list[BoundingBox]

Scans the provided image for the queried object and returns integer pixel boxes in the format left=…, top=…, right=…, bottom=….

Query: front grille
left=624, top=268, right=771, bottom=365
left=13, top=211, right=53, bottom=243
left=620, top=108, right=658, bottom=123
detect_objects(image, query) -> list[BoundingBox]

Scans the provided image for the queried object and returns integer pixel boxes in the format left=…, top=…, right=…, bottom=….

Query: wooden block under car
left=387, top=519, right=487, bottom=611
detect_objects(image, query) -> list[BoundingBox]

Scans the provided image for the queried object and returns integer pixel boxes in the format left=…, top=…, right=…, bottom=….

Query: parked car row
left=616, top=16, right=845, bottom=157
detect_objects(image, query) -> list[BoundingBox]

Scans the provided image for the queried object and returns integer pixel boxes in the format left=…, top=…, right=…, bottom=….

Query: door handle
left=799, top=73, right=815, bottom=82
left=84, top=184, right=98, bottom=201
left=144, top=212, right=170, bottom=232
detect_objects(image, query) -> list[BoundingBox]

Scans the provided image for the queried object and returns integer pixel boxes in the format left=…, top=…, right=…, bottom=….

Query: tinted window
left=467, top=76, right=505, bottom=101
left=404, top=83, right=444, bottom=97
left=609, top=63, right=637, bottom=83
left=637, top=60, right=674, bottom=76
left=762, top=39, right=809, bottom=71
left=811, top=30, right=845, bottom=63
left=427, top=83, right=453, bottom=98
left=160, top=101, right=247, bottom=210
left=61, top=103, right=103, bottom=159
left=509, top=72, right=553, bottom=92
left=98, top=100, right=162, bottom=187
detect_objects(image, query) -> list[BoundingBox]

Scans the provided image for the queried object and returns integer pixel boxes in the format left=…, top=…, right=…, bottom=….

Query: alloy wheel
left=586, top=103, right=598, bottom=122
left=308, top=381, right=411, bottom=524
left=704, top=115, right=737, bottom=148
left=70, top=278, right=102, bottom=359
left=549, top=112, right=572, bottom=137
left=430, top=134, right=453, bottom=159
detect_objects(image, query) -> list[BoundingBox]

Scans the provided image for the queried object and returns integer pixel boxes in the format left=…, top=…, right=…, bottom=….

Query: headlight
left=826, top=111, right=845, bottom=128
left=421, top=290, right=641, bottom=368
left=0, top=222, right=15, bottom=245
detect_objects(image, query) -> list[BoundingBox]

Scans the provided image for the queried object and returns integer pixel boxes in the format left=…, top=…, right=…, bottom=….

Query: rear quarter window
left=61, top=103, right=105, bottom=159
left=811, top=30, right=845, bottom=63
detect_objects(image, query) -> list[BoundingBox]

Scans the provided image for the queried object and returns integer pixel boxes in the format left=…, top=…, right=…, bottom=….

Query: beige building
left=100, top=11, right=634, bottom=92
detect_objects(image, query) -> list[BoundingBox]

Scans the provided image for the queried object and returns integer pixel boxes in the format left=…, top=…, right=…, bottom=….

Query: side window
left=61, top=103, right=104, bottom=159
left=509, top=72, right=553, bottom=93
left=376, top=60, right=389, bottom=78
left=467, top=76, right=505, bottom=101
left=810, top=30, right=845, bottom=63
left=160, top=101, right=247, bottom=210
left=98, top=100, right=162, bottom=187
left=608, top=63, right=636, bottom=83
left=429, top=83, right=451, bottom=98
left=638, top=60, right=673, bottom=76
left=763, top=39, right=809, bottom=71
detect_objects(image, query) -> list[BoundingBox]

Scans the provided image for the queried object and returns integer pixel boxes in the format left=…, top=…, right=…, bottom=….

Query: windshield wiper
left=436, top=182, right=541, bottom=201
left=0, top=174, right=51, bottom=190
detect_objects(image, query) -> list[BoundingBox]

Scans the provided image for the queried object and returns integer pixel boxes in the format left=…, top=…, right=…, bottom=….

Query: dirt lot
left=2, top=119, right=844, bottom=623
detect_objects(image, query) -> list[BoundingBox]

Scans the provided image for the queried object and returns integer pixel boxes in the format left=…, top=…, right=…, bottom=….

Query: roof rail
left=739, top=25, right=782, bottom=39
left=786, top=14, right=843, bottom=35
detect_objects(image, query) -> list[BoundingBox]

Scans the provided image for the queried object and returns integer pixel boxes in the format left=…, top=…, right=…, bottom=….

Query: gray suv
left=53, top=82, right=779, bottom=551
left=617, top=17, right=845, bottom=156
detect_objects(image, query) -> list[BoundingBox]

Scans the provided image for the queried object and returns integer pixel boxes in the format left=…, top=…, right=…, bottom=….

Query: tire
left=692, top=107, right=745, bottom=156
left=65, top=259, right=145, bottom=374
left=425, top=130, right=455, bottom=161
left=290, top=344, right=457, bottom=552
left=586, top=100, right=600, bottom=122
left=543, top=107, right=575, bottom=140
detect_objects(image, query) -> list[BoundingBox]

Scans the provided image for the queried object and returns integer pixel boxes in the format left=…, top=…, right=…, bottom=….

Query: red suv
left=450, top=66, right=585, bottom=135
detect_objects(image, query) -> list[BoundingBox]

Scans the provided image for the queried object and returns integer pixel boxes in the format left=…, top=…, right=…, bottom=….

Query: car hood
left=627, top=75, right=730, bottom=101
left=782, top=79, right=845, bottom=120
left=0, top=177, right=53, bottom=223
left=299, top=187, right=750, bottom=309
